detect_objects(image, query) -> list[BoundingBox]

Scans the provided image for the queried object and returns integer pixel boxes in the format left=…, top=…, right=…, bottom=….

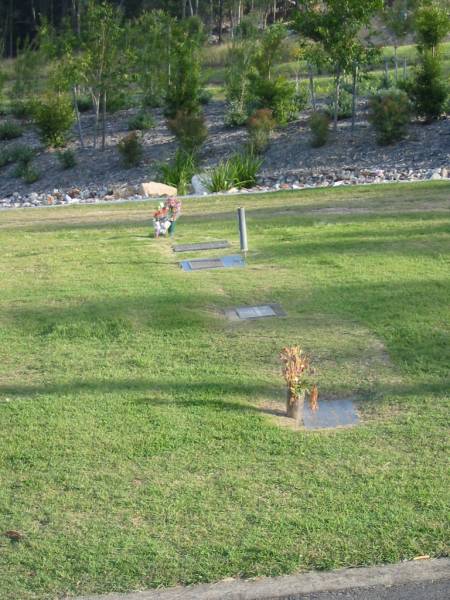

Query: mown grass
left=0, top=182, right=449, bottom=599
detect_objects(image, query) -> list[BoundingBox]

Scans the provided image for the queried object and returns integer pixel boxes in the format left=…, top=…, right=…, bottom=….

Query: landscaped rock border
left=0, top=165, right=449, bottom=209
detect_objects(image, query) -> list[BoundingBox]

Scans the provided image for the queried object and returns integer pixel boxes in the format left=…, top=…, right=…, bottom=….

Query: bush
left=407, top=52, right=448, bottom=122
left=246, top=108, right=276, bottom=154
left=23, top=164, right=41, bottom=184
left=368, top=89, right=411, bottom=145
left=0, top=121, right=24, bottom=140
left=199, top=89, right=213, bottom=105
left=326, top=88, right=353, bottom=120
left=117, top=132, right=143, bottom=167
left=167, top=110, right=208, bottom=152
left=10, top=100, right=33, bottom=119
left=251, top=76, right=299, bottom=125
left=225, top=101, right=249, bottom=127
left=76, top=95, right=93, bottom=112
left=32, top=95, right=75, bottom=147
left=57, top=149, right=77, bottom=170
left=308, top=111, right=330, bottom=147
left=206, top=152, right=262, bottom=192
left=128, top=112, right=155, bottom=131
left=106, top=91, right=129, bottom=113
left=158, top=149, right=197, bottom=196
left=11, top=145, right=35, bottom=165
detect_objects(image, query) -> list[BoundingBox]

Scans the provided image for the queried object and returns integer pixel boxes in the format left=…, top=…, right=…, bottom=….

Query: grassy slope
left=0, top=182, right=449, bottom=599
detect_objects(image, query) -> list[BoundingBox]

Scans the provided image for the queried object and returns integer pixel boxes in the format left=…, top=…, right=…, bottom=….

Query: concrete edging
left=72, top=558, right=450, bottom=600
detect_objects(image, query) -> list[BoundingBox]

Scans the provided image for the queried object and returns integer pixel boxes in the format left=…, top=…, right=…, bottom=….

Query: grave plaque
left=236, top=305, right=277, bottom=319
left=180, top=255, right=245, bottom=272
left=188, top=258, right=224, bottom=270
left=224, top=303, right=286, bottom=321
left=303, top=398, right=359, bottom=430
left=173, top=241, right=230, bottom=253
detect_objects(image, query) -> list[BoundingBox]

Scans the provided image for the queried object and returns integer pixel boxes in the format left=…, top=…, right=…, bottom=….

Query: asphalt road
left=296, top=580, right=450, bottom=600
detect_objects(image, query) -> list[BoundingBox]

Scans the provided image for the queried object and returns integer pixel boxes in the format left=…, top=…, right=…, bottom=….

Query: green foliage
left=10, top=100, right=33, bottom=120
left=414, top=3, right=449, bottom=54
left=0, top=144, right=35, bottom=168
left=22, top=164, right=41, bottom=184
left=368, top=89, right=411, bottom=145
left=12, top=37, right=45, bottom=100
left=206, top=152, right=262, bottom=192
left=164, top=17, right=206, bottom=119
left=326, top=88, right=353, bottom=120
left=117, top=132, right=143, bottom=168
left=76, top=95, right=93, bottom=112
left=308, top=111, right=330, bottom=147
left=0, top=121, right=24, bottom=140
left=57, top=149, right=77, bottom=170
left=131, top=11, right=172, bottom=108
left=246, top=108, right=276, bottom=154
left=32, top=94, right=75, bottom=147
left=167, top=110, right=208, bottom=152
left=158, top=149, right=197, bottom=196
left=250, top=75, right=299, bottom=125
left=407, top=51, right=448, bottom=121
left=106, top=90, right=130, bottom=113
left=224, top=24, right=257, bottom=127
left=128, top=112, right=156, bottom=131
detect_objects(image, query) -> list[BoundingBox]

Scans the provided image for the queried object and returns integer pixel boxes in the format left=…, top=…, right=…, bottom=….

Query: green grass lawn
left=0, top=182, right=449, bottom=599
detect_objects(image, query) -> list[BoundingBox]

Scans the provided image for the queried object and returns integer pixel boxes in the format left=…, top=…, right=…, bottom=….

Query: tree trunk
left=101, top=91, right=107, bottom=151
left=308, top=64, right=316, bottom=111
left=403, top=57, right=407, bottom=79
left=286, top=389, right=305, bottom=424
left=351, top=63, right=358, bottom=137
left=218, top=0, right=224, bottom=43
left=92, top=93, right=100, bottom=149
left=394, top=45, right=398, bottom=83
left=72, top=87, right=85, bottom=149
left=333, top=68, right=341, bottom=132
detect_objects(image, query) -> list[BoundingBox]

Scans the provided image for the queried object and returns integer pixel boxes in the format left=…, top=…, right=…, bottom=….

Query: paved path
left=73, top=558, right=449, bottom=600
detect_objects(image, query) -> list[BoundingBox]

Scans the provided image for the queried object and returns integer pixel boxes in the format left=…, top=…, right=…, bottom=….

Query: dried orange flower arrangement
left=280, top=346, right=318, bottom=423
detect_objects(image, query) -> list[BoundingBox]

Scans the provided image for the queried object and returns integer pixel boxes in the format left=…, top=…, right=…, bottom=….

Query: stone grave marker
left=303, top=398, right=359, bottom=430
left=180, top=255, right=245, bottom=272
left=173, top=241, right=230, bottom=253
left=225, top=303, right=286, bottom=320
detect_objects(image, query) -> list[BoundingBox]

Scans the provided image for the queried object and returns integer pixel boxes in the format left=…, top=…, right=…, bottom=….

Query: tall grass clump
left=206, top=152, right=262, bottom=192
left=159, top=149, right=197, bottom=196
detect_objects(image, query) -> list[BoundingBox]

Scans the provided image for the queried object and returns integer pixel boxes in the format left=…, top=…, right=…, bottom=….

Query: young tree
left=382, top=0, right=417, bottom=82
left=294, top=0, right=383, bottom=131
left=164, top=16, right=206, bottom=118
left=414, top=1, right=449, bottom=56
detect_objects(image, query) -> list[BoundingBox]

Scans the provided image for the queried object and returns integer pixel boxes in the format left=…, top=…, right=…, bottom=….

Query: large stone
left=140, top=181, right=177, bottom=197
left=113, top=185, right=136, bottom=199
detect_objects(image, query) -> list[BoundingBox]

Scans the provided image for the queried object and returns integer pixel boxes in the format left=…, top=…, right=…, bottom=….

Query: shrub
left=206, top=152, right=262, bottom=192
left=199, top=89, right=213, bottom=105
left=225, top=101, right=249, bottom=127
left=11, top=145, right=35, bottom=165
left=158, top=149, right=197, bottom=196
left=246, top=108, right=276, bottom=154
left=167, top=110, right=208, bottom=152
left=251, top=76, right=299, bottom=125
left=57, top=149, right=77, bottom=170
left=128, top=112, right=155, bottom=131
left=368, top=89, right=411, bottom=145
left=326, top=88, right=353, bottom=120
left=117, top=132, right=143, bottom=167
left=32, top=95, right=75, bottom=147
left=407, top=52, right=448, bottom=122
left=76, top=95, right=93, bottom=112
left=308, top=111, right=330, bottom=147
left=10, top=100, right=33, bottom=119
left=23, top=164, right=41, bottom=184
left=106, top=91, right=129, bottom=113
left=0, top=121, right=23, bottom=140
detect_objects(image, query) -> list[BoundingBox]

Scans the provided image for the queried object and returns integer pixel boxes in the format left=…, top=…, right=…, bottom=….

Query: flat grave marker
left=303, top=398, right=359, bottom=430
left=180, top=255, right=245, bottom=272
left=225, top=303, right=286, bottom=321
left=173, top=241, right=230, bottom=253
